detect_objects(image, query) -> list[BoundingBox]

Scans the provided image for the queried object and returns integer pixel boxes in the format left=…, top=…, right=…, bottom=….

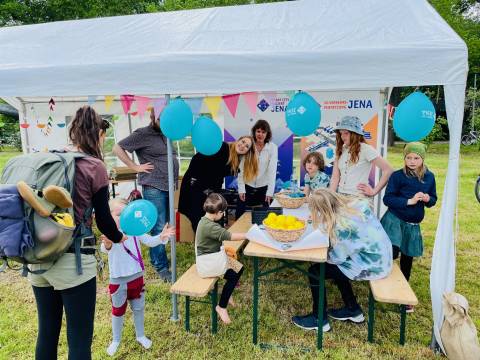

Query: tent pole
left=376, top=88, right=389, bottom=218
left=166, top=94, right=179, bottom=321
left=18, top=97, right=30, bottom=153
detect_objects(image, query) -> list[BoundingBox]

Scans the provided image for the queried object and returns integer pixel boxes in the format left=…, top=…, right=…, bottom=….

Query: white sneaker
left=137, top=336, right=152, bottom=349
left=107, top=341, right=120, bottom=356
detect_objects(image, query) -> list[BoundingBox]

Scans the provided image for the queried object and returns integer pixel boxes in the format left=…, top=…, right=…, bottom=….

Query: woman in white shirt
left=236, top=120, right=278, bottom=219
left=329, top=116, right=392, bottom=200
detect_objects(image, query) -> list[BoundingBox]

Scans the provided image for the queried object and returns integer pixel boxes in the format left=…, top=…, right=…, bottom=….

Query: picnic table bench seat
left=368, top=263, right=418, bottom=345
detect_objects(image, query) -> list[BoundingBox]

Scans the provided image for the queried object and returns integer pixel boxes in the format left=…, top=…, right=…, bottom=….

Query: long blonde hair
left=308, top=189, right=361, bottom=246
left=228, top=136, right=258, bottom=183
left=403, top=157, right=427, bottom=182
left=335, top=131, right=365, bottom=164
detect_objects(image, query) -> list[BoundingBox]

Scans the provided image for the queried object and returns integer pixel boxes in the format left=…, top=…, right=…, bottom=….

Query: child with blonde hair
left=292, top=189, right=392, bottom=332
left=195, top=193, right=246, bottom=324
left=101, top=198, right=175, bottom=356
left=381, top=142, right=437, bottom=313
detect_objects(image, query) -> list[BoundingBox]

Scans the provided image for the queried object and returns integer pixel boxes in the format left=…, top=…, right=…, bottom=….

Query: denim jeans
left=142, top=186, right=170, bottom=273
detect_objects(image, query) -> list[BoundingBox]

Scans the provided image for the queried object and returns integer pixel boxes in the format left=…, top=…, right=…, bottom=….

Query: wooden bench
left=170, top=264, right=219, bottom=333
left=170, top=212, right=252, bottom=334
left=368, top=263, right=418, bottom=345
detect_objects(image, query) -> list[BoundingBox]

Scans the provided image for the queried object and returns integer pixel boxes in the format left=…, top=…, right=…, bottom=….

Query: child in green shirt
left=195, top=193, right=247, bottom=324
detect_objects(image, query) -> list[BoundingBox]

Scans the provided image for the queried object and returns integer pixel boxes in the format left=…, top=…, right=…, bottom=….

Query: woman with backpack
left=29, top=106, right=126, bottom=360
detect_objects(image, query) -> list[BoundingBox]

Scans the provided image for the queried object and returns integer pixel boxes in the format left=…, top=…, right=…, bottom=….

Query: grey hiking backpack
left=0, top=151, right=95, bottom=275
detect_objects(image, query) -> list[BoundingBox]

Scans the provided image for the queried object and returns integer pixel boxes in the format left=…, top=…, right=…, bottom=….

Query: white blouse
left=337, top=142, right=378, bottom=196
left=238, top=141, right=278, bottom=197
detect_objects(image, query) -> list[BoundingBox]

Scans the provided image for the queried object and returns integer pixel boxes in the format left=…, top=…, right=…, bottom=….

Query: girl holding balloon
left=179, top=136, right=258, bottom=232
left=329, top=116, right=393, bottom=203
left=101, top=198, right=175, bottom=356
left=113, top=108, right=179, bottom=283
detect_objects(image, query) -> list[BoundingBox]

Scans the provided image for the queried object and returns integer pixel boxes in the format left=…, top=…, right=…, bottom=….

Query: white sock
left=107, top=341, right=120, bottom=356
left=136, top=336, right=152, bottom=349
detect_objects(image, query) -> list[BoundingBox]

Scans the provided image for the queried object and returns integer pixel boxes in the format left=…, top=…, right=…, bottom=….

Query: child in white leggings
left=101, top=198, right=175, bottom=356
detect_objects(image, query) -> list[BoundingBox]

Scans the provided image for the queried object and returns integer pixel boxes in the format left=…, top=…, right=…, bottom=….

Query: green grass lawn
left=0, top=144, right=479, bottom=359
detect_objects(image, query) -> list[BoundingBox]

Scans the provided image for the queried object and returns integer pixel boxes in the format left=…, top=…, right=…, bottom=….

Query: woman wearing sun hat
left=315, top=115, right=393, bottom=324
left=329, top=115, right=393, bottom=200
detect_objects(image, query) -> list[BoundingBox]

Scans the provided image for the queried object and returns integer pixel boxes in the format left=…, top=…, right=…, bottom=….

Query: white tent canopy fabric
left=0, top=0, right=467, bottom=96
left=0, top=0, right=468, bottom=351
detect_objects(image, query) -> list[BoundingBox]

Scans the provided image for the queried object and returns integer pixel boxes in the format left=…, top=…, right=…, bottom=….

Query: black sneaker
left=328, top=306, right=365, bottom=323
left=292, top=314, right=331, bottom=332
left=157, top=269, right=172, bottom=283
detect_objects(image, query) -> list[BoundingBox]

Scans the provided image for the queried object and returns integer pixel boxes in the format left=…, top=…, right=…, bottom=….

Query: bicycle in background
left=461, top=130, right=479, bottom=146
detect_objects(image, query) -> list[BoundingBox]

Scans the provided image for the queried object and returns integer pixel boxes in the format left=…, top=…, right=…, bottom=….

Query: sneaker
left=157, top=269, right=172, bottom=283
left=405, top=305, right=414, bottom=313
left=292, top=314, right=331, bottom=332
left=328, top=306, right=365, bottom=323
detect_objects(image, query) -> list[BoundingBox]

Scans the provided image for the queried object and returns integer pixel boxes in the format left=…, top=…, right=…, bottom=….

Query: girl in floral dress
left=292, top=189, right=392, bottom=332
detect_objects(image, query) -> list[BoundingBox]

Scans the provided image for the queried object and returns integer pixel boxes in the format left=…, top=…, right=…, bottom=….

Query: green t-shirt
left=195, top=216, right=232, bottom=256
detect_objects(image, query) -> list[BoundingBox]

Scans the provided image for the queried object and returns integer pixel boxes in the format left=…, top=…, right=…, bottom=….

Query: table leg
left=317, top=262, right=325, bottom=351
left=111, top=183, right=116, bottom=198
left=211, top=282, right=218, bottom=334
left=185, top=296, right=190, bottom=332
left=399, top=305, right=406, bottom=345
left=368, top=290, right=375, bottom=343
left=253, top=256, right=259, bottom=345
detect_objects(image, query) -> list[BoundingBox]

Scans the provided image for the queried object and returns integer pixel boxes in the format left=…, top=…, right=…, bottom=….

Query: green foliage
left=0, top=114, right=21, bottom=151
left=424, top=116, right=448, bottom=145
left=429, top=0, right=480, bottom=74
left=0, top=0, right=164, bottom=26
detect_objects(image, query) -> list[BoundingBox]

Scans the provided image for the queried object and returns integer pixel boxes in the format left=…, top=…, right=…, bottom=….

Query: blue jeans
left=142, top=186, right=170, bottom=273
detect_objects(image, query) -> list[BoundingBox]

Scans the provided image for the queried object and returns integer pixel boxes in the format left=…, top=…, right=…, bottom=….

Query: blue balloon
left=120, top=200, right=158, bottom=236
left=393, top=92, right=435, bottom=142
left=191, top=116, right=223, bottom=155
left=285, top=92, right=321, bottom=136
left=160, top=99, right=193, bottom=140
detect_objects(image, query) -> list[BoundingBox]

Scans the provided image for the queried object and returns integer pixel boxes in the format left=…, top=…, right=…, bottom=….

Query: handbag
left=195, top=243, right=228, bottom=278
left=440, top=292, right=480, bottom=360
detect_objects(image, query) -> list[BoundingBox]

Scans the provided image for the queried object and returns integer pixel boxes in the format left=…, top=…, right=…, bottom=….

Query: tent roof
left=0, top=0, right=468, bottom=97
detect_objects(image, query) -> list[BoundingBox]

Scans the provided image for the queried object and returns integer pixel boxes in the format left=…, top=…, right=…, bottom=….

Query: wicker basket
left=274, top=191, right=305, bottom=209
left=262, top=220, right=306, bottom=243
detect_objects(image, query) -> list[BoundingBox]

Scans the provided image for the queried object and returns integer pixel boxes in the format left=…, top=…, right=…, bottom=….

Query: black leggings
left=392, top=245, right=413, bottom=281
left=218, top=267, right=244, bottom=308
left=235, top=185, right=269, bottom=220
left=32, top=277, right=96, bottom=360
left=308, top=263, right=359, bottom=318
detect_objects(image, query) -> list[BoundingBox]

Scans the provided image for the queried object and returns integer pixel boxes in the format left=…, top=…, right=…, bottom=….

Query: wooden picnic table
left=243, top=225, right=328, bottom=350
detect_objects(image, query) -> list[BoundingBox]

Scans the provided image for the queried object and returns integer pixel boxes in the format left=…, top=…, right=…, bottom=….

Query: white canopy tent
left=0, top=0, right=468, bottom=351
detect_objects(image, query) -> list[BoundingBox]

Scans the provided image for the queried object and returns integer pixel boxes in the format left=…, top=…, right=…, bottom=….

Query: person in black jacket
left=179, top=136, right=258, bottom=232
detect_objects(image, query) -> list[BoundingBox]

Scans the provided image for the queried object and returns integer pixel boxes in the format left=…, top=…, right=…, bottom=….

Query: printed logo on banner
left=257, top=99, right=270, bottom=112
left=348, top=99, right=373, bottom=109
left=270, top=97, right=290, bottom=113
left=321, top=99, right=373, bottom=110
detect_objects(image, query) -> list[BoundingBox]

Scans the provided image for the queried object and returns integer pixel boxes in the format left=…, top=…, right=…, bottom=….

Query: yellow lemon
left=267, top=212, right=277, bottom=219
left=294, top=221, right=304, bottom=229
left=286, top=215, right=296, bottom=225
